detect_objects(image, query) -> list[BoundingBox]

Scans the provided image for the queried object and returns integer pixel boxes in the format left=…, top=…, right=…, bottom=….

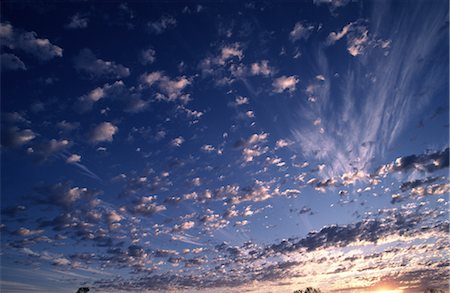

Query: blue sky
left=1, top=0, right=449, bottom=292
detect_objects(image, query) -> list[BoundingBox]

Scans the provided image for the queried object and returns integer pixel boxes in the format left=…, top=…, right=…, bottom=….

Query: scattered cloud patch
left=74, top=48, right=130, bottom=79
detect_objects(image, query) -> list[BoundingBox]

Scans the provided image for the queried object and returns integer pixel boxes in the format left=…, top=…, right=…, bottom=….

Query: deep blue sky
left=1, top=1, right=449, bottom=292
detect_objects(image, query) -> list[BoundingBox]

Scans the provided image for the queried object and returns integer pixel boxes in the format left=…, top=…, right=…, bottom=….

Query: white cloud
left=74, top=48, right=130, bottom=79
left=250, top=60, right=272, bottom=76
left=219, top=43, right=243, bottom=64
left=174, top=221, right=195, bottom=231
left=201, top=144, right=215, bottom=153
left=66, top=154, right=81, bottom=163
left=246, top=133, right=269, bottom=145
left=326, top=21, right=373, bottom=56
left=148, top=15, right=177, bottom=34
left=326, top=23, right=352, bottom=45
left=234, top=96, right=249, bottom=106
left=89, top=122, right=118, bottom=143
left=272, top=75, right=299, bottom=93
left=141, top=71, right=191, bottom=103
left=141, top=48, right=156, bottom=65
left=66, top=13, right=88, bottom=29
left=275, top=139, right=290, bottom=148
left=1, top=127, right=36, bottom=148
left=130, top=196, right=167, bottom=216
left=0, top=22, right=63, bottom=61
left=15, top=227, right=44, bottom=236
left=171, top=136, right=185, bottom=147
left=294, top=4, right=448, bottom=178
left=289, top=22, right=315, bottom=42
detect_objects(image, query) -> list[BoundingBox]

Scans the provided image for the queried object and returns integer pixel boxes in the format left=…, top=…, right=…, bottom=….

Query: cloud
left=275, top=139, right=290, bottom=149
left=140, top=48, right=156, bottom=65
left=173, top=221, right=195, bottom=231
left=375, top=148, right=449, bottom=176
left=171, top=136, right=185, bottom=147
left=27, top=138, right=71, bottom=161
left=293, top=3, right=448, bottom=178
left=0, top=22, right=63, bottom=61
left=250, top=60, right=272, bottom=76
left=201, top=144, right=215, bottom=153
left=128, top=196, right=167, bottom=216
left=66, top=13, right=89, bottom=29
left=15, top=227, right=44, bottom=237
left=272, top=75, right=299, bottom=93
left=289, top=22, right=315, bottom=42
left=1, top=126, right=36, bottom=148
left=233, top=96, right=249, bottom=106
left=66, top=154, right=81, bottom=163
left=141, top=71, right=191, bottom=103
left=199, top=43, right=244, bottom=85
left=219, top=44, right=243, bottom=63
left=313, top=0, right=351, bottom=11
left=326, top=21, right=387, bottom=56
left=89, top=122, right=118, bottom=144
left=148, top=15, right=177, bottom=34
left=399, top=176, right=442, bottom=192
left=74, top=48, right=130, bottom=79
left=35, top=182, right=100, bottom=209
left=74, top=81, right=127, bottom=113
left=1, top=53, right=26, bottom=71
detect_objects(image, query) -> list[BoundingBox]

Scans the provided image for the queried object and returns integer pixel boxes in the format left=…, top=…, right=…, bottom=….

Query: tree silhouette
left=76, top=288, right=89, bottom=293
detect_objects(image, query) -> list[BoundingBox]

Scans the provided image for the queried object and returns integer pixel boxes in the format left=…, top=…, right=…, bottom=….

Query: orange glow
left=372, top=290, right=403, bottom=293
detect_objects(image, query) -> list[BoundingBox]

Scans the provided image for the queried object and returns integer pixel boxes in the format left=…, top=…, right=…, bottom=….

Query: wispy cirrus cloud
left=293, top=2, right=448, bottom=178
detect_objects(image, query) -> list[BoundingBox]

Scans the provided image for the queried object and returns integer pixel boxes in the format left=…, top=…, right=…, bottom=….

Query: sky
left=0, top=0, right=449, bottom=292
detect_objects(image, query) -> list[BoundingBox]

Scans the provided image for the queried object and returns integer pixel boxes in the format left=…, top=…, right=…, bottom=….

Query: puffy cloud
left=199, top=43, right=244, bottom=85
left=141, top=71, right=191, bottom=103
left=410, top=183, right=450, bottom=197
left=173, top=221, right=195, bottom=231
left=35, top=182, right=100, bottom=209
left=250, top=60, right=272, bottom=76
left=201, top=144, right=215, bottom=153
left=289, top=22, right=315, bottom=42
left=1, top=126, right=36, bottom=148
left=171, top=136, right=185, bottom=147
left=128, top=196, right=167, bottom=216
left=245, top=133, right=269, bottom=146
left=65, top=13, right=88, bottom=29
left=0, top=22, right=63, bottom=61
left=28, top=139, right=71, bottom=161
left=326, top=21, right=373, bottom=56
left=234, top=96, right=249, bottom=106
left=141, top=48, right=156, bottom=64
left=66, top=154, right=81, bottom=163
left=1, top=53, right=26, bottom=71
left=272, top=75, right=299, bottom=93
left=275, top=139, right=290, bottom=148
left=218, top=43, right=243, bottom=64
left=89, top=122, right=118, bottom=144
left=77, top=80, right=148, bottom=114
left=15, top=227, right=44, bottom=236
left=74, top=48, right=130, bottom=79
left=148, top=15, right=177, bottom=34
left=375, top=148, right=449, bottom=176
left=107, top=211, right=123, bottom=223
left=242, top=147, right=267, bottom=162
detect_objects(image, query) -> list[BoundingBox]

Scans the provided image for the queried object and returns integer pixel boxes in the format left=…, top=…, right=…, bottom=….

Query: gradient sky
left=1, top=1, right=449, bottom=292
